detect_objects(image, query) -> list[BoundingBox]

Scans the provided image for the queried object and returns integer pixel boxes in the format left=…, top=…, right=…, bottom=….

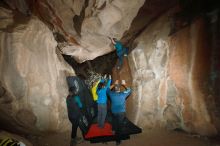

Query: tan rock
left=128, top=9, right=218, bottom=135
left=34, top=0, right=145, bottom=62
left=0, top=11, right=74, bottom=132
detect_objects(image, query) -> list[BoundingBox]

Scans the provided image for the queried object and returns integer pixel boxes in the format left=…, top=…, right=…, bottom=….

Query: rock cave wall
left=126, top=8, right=220, bottom=135
left=0, top=0, right=146, bottom=133
left=0, top=0, right=219, bottom=137
left=0, top=7, right=74, bottom=133
left=3, top=0, right=145, bottom=62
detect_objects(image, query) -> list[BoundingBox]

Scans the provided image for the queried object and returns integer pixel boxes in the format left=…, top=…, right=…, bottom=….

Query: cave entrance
left=63, top=51, right=117, bottom=79
left=63, top=48, right=136, bottom=123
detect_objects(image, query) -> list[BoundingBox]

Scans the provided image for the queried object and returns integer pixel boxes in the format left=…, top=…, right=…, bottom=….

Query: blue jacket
left=66, top=95, right=82, bottom=120
left=97, top=79, right=111, bottom=104
left=114, top=41, right=124, bottom=57
left=107, top=88, right=131, bottom=113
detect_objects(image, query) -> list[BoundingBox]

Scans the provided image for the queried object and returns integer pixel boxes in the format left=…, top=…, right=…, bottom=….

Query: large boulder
left=128, top=8, right=219, bottom=135
left=0, top=8, right=74, bottom=133
left=3, top=0, right=145, bottom=62
left=0, top=0, right=146, bottom=133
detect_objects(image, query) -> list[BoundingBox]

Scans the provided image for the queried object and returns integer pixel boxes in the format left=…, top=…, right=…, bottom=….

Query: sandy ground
left=29, top=129, right=220, bottom=146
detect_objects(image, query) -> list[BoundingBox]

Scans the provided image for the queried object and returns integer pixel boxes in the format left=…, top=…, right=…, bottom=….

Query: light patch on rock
left=44, top=98, right=51, bottom=106
left=128, top=8, right=218, bottom=135
left=0, top=15, right=74, bottom=132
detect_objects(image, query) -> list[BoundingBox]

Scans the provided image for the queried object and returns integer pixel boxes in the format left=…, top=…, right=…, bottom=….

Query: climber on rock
left=66, top=86, right=84, bottom=146
left=96, top=75, right=111, bottom=128
left=109, top=37, right=129, bottom=70
left=107, top=79, right=131, bottom=145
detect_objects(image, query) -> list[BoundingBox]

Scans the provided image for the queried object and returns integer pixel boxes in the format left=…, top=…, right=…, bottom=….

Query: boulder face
left=0, top=0, right=219, bottom=137
left=128, top=8, right=220, bottom=135
left=0, top=8, right=74, bottom=133
left=0, top=0, right=146, bottom=134
left=3, top=0, right=145, bottom=62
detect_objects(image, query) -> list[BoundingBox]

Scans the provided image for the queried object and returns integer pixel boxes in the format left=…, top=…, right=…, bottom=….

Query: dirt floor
left=28, top=128, right=220, bottom=146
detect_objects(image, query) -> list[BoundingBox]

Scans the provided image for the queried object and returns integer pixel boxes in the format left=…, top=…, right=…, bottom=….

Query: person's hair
left=114, top=84, right=120, bottom=92
left=98, top=82, right=105, bottom=90
left=69, top=86, right=77, bottom=95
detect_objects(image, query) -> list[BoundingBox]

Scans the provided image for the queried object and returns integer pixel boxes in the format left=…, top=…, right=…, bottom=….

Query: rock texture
left=0, top=0, right=219, bottom=137
left=0, top=0, right=147, bottom=133
left=127, top=8, right=219, bottom=135
left=0, top=8, right=74, bottom=133
left=3, top=0, right=145, bottom=62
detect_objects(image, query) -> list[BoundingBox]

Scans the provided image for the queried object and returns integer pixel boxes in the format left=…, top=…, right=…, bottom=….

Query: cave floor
left=28, top=129, right=219, bottom=146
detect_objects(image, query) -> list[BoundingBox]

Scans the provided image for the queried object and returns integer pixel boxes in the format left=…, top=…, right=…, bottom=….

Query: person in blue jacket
left=97, top=75, right=112, bottom=128
left=66, top=86, right=83, bottom=146
left=107, top=80, right=131, bottom=137
left=109, top=37, right=128, bottom=69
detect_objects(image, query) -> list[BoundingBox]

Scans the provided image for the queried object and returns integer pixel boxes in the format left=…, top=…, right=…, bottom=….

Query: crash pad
left=85, top=122, right=113, bottom=139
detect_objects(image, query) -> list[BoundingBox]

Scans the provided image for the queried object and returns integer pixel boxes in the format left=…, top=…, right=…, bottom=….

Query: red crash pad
left=85, top=122, right=114, bottom=139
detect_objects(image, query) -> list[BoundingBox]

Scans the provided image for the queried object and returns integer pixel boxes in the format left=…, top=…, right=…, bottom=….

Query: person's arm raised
left=121, top=80, right=128, bottom=90
left=106, top=75, right=112, bottom=89
left=121, top=80, right=132, bottom=98
left=108, top=37, right=116, bottom=45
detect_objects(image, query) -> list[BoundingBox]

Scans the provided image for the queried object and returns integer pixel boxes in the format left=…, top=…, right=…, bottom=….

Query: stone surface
left=0, top=0, right=219, bottom=137
left=0, top=0, right=146, bottom=133
left=0, top=9, right=74, bottom=133
left=4, top=0, right=145, bottom=62
left=3, top=0, right=31, bottom=15
left=127, top=8, right=219, bottom=135
left=70, top=0, right=145, bottom=62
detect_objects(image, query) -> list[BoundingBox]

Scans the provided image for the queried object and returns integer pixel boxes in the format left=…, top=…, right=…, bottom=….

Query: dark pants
left=97, top=104, right=107, bottom=128
left=112, top=112, right=125, bottom=134
left=112, top=112, right=125, bottom=145
left=70, top=118, right=79, bottom=139
left=117, top=48, right=128, bottom=68
left=118, top=55, right=123, bottom=68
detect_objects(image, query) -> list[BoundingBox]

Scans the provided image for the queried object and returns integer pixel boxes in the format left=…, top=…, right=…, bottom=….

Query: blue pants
left=98, top=104, right=107, bottom=128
